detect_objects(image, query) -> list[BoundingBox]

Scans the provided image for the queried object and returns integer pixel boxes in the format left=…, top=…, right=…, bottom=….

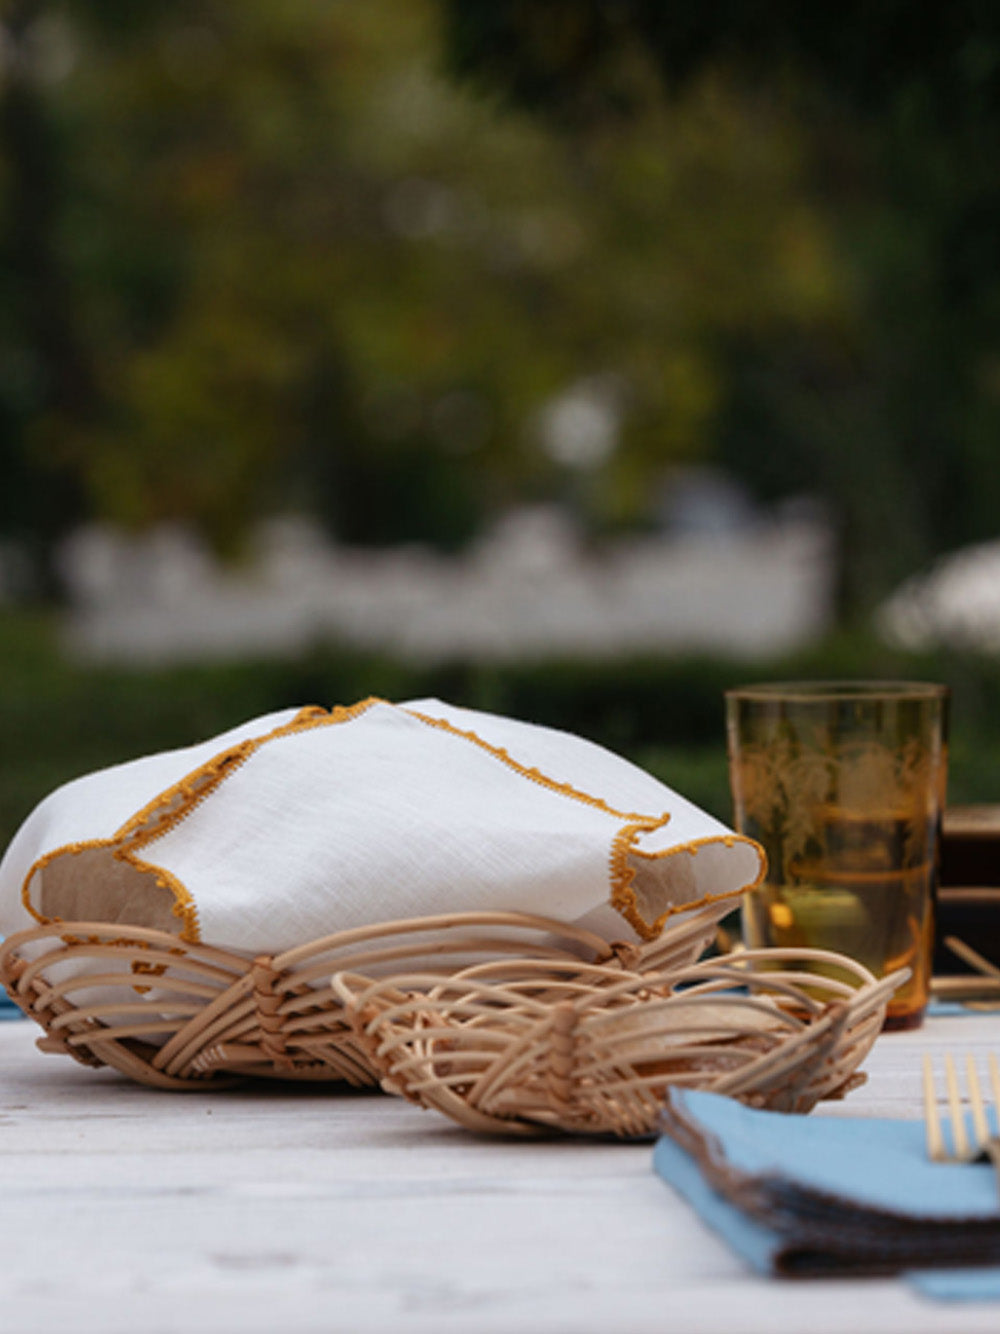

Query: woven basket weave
left=0, top=903, right=898, bottom=1136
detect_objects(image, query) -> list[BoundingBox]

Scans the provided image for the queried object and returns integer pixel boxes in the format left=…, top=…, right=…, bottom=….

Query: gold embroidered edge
left=400, top=705, right=765, bottom=942
left=20, top=697, right=765, bottom=949
left=612, top=829, right=766, bottom=941
left=20, top=700, right=379, bottom=944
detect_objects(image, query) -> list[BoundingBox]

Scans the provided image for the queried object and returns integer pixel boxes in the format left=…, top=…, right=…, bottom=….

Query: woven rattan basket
left=0, top=903, right=899, bottom=1136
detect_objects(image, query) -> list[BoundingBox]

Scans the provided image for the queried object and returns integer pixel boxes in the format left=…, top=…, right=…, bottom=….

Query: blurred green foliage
left=1, top=3, right=999, bottom=857
left=0, top=607, right=996, bottom=848
left=3, top=1, right=998, bottom=616
left=443, top=1, right=1000, bottom=614
left=2, top=0, right=850, bottom=569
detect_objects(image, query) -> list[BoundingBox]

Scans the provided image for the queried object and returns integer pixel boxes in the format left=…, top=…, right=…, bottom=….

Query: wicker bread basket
left=0, top=902, right=899, bottom=1137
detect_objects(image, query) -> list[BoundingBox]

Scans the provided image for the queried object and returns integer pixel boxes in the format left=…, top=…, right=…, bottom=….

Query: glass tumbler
left=725, top=681, right=949, bottom=1029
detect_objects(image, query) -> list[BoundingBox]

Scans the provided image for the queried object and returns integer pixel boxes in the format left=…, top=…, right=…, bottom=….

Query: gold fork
left=923, top=1052, right=1000, bottom=1187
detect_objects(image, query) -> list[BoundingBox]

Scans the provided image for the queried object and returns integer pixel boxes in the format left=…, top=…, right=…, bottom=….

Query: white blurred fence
left=55, top=507, right=834, bottom=664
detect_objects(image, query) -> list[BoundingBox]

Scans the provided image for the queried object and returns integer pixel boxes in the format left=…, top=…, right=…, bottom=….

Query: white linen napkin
left=0, top=697, right=764, bottom=952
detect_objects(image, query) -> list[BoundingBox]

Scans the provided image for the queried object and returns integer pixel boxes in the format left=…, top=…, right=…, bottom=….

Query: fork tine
left=923, top=1052, right=945, bottom=1161
left=925, top=1053, right=1000, bottom=1191
left=967, top=1055, right=990, bottom=1145
left=944, top=1052, right=970, bottom=1158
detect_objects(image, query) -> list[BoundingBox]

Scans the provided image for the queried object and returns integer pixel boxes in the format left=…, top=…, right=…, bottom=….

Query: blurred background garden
left=2, top=0, right=1000, bottom=847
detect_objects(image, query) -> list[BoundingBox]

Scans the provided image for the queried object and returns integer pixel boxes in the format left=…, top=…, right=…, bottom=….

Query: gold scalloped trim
left=611, top=829, right=766, bottom=940
left=399, top=705, right=658, bottom=823
left=399, top=705, right=762, bottom=941
left=20, top=697, right=763, bottom=947
left=21, top=702, right=377, bottom=942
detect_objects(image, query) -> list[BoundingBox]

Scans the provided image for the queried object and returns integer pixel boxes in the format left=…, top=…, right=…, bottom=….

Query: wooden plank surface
left=2, top=1013, right=1000, bottom=1333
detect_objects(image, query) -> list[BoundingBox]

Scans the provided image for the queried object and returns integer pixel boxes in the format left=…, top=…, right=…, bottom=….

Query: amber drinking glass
left=725, top=681, right=949, bottom=1029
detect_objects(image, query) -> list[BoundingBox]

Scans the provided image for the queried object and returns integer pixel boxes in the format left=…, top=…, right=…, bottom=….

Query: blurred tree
left=441, top=0, right=1000, bottom=614
left=0, top=0, right=95, bottom=586
left=1, top=0, right=844, bottom=578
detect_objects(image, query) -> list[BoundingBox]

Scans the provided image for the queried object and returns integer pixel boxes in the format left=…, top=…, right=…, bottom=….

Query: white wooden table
left=2, top=1011, right=1000, bottom=1334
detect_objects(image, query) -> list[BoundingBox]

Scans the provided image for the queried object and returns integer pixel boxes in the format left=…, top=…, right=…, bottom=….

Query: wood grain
left=1, top=1015, right=1000, bottom=1332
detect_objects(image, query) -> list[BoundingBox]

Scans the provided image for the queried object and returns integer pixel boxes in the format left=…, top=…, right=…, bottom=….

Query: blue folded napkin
left=655, top=1088, right=1000, bottom=1287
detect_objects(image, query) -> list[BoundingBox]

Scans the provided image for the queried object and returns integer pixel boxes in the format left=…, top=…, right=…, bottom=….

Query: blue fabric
left=911, top=1269, right=1000, bottom=1300
left=927, top=998, right=995, bottom=1018
left=670, top=1087, right=999, bottom=1218
left=653, top=1131, right=785, bottom=1276
left=654, top=1088, right=1000, bottom=1293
